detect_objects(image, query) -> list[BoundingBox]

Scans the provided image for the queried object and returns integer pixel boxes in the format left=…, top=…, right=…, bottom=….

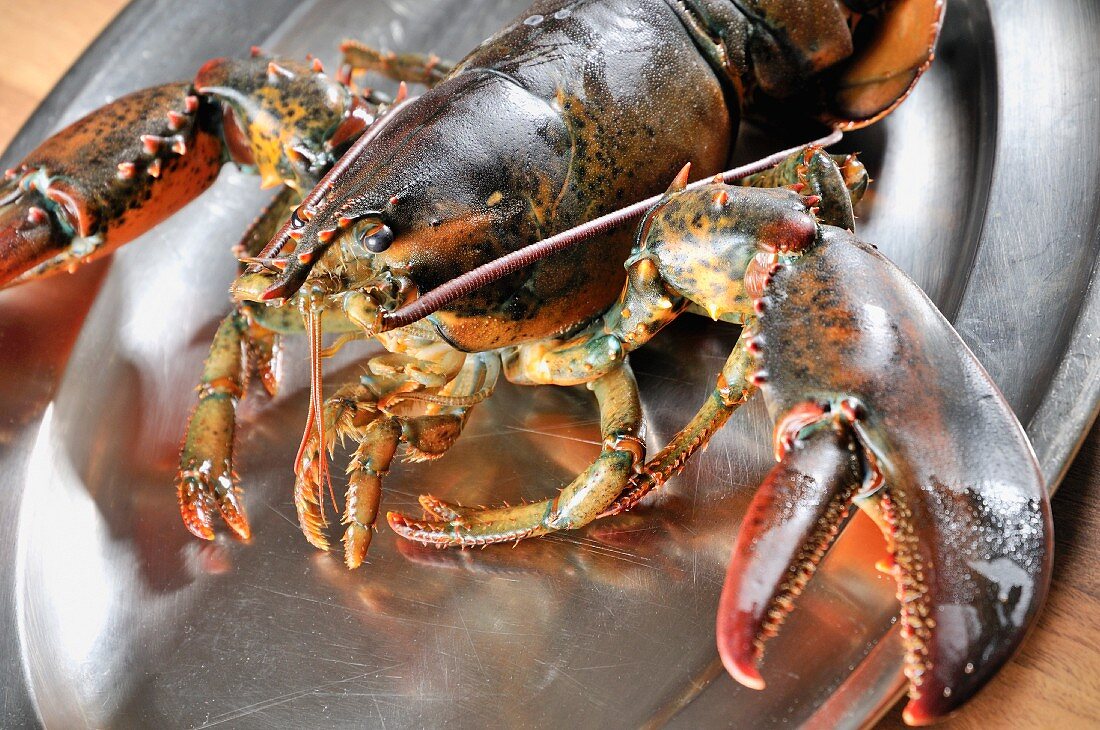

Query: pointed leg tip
left=387, top=510, right=429, bottom=536
left=418, top=494, right=464, bottom=522
left=226, top=519, right=252, bottom=542
left=217, top=492, right=252, bottom=541
left=342, top=524, right=371, bottom=569
left=178, top=476, right=217, bottom=540
left=417, top=494, right=441, bottom=510
left=182, top=517, right=216, bottom=541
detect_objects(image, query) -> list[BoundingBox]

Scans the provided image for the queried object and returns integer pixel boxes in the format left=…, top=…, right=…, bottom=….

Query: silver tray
left=2, top=1, right=1098, bottom=727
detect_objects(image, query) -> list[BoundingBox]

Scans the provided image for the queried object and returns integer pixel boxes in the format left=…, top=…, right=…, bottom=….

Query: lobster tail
left=681, top=0, right=946, bottom=130
left=824, top=0, right=946, bottom=127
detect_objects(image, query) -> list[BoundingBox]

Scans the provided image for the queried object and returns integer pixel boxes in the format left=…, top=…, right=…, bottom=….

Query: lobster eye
left=361, top=224, right=395, bottom=253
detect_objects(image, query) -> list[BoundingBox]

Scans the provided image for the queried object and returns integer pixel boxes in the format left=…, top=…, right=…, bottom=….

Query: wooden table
left=1, top=2, right=1097, bottom=727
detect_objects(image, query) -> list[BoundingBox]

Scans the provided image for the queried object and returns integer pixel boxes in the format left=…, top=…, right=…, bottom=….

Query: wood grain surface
left=0, top=2, right=1096, bottom=728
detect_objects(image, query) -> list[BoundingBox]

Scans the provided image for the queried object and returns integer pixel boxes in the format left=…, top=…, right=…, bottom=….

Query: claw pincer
left=0, top=84, right=222, bottom=286
left=0, top=55, right=362, bottom=289
left=712, top=209, right=1053, bottom=722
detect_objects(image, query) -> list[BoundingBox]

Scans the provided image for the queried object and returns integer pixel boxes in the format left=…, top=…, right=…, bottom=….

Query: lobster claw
left=0, top=56, right=357, bottom=290
left=719, top=408, right=1052, bottom=724
left=717, top=422, right=863, bottom=692
left=0, top=189, right=66, bottom=284
left=0, top=83, right=224, bottom=288
left=717, top=227, right=1053, bottom=725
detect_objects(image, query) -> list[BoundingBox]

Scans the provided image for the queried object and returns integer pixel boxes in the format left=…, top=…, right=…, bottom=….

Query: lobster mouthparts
left=717, top=227, right=1053, bottom=725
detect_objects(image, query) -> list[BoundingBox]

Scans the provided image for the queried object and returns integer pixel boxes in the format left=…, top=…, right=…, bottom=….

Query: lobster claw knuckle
left=193, top=56, right=358, bottom=188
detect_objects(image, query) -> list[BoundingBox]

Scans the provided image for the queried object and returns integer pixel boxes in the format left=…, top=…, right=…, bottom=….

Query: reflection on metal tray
left=1, top=0, right=1098, bottom=727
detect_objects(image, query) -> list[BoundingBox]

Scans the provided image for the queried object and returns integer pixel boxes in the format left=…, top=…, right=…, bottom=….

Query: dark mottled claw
left=714, top=224, right=1053, bottom=725
left=216, top=483, right=252, bottom=540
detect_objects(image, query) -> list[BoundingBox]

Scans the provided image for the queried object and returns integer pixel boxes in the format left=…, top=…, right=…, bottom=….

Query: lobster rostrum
left=0, top=0, right=1050, bottom=724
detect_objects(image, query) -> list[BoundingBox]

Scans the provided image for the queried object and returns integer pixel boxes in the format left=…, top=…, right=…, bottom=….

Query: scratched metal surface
left=1, top=0, right=1098, bottom=728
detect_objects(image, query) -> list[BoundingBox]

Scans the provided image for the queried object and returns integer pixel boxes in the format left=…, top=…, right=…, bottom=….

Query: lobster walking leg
left=604, top=338, right=755, bottom=516
left=175, top=188, right=303, bottom=540
left=299, top=353, right=499, bottom=566
left=237, top=187, right=305, bottom=394
left=342, top=417, right=401, bottom=567
left=339, top=40, right=454, bottom=88
left=388, top=363, right=645, bottom=546
left=177, top=310, right=252, bottom=540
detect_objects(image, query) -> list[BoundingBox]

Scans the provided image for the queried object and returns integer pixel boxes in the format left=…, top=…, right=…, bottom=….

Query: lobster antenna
left=381, top=128, right=843, bottom=330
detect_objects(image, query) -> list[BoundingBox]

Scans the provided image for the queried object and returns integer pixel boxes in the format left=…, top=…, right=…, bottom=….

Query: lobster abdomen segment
left=733, top=227, right=1052, bottom=722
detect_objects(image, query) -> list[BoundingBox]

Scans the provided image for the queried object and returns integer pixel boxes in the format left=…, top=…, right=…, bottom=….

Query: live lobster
left=0, top=0, right=1050, bottom=724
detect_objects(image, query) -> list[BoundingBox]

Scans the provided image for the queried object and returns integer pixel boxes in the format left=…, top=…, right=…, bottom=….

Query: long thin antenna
left=381, top=129, right=843, bottom=329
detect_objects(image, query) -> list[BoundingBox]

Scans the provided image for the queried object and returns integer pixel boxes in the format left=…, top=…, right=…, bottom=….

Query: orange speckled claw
left=177, top=473, right=217, bottom=541
left=216, top=483, right=252, bottom=540
left=176, top=312, right=254, bottom=545
left=0, top=83, right=224, bottom=288
left=176, top=468, right=252, bottom=543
